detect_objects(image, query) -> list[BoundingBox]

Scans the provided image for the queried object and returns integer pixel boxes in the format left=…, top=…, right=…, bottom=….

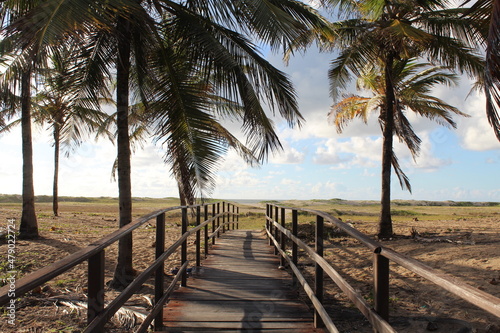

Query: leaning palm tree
left=304, top=0, right=484, bottom=238
left=330, top=59, right=468, bottom=197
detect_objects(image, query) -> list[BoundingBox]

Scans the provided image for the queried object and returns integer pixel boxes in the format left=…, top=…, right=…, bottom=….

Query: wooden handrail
left=0, top=201, right=241, bottom=332
left=270, top=220, right=395, bottom=333
left=266, top=227, right=340, bottom=333
left=0, top=207, right=181, bottom=305
left=265, top=203, right=500, bottom=333
left=136, top=261, right=189, bottom=333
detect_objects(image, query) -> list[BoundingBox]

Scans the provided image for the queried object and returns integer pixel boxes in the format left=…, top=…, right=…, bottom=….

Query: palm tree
left=33, top=44, right=113, bottom=216
left=3, top=0, right=331, bottom=288
left=306, top=0, right=484, bottom=238
left=330, top=59, right=468, bottom=203
left=0, top=1, right=40, bottom=239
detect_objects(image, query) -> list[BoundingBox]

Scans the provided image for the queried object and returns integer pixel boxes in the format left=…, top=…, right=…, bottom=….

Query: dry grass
left=0, top=198, right=499, bottom=332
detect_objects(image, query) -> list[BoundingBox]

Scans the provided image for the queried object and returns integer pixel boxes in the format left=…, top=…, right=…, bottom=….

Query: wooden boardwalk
left=162, top=229, right=322, bottom=332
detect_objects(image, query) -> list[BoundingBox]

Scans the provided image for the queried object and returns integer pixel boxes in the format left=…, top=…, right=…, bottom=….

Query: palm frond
left=329, top=95, right=373, bottom=132
left=485, top=0, right=500, bottom=140
left=392, top=151, right=412, bottom=193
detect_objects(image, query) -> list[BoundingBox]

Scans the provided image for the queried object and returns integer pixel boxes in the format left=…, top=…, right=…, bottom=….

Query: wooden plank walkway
left=162, top=229, right=323, bottom=332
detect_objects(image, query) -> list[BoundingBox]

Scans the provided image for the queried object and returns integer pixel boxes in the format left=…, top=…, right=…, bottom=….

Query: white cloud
left=406, top=133, right=452, bottom=172
left=305, top=0, right=322, bottom=8
left=270, top=142, right=305, bottom=164
left=216, top=149, right=250, bottom=172
left=457, top=92, right=500, bottom=151
left=313, top=136, right=382, bottom=167
left=281, top=178, right=301, bottom=186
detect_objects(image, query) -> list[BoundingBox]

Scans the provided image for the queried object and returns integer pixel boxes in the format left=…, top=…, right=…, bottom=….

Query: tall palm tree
left=0, top=1, right=41, bottom=239
left=33, top=44, right=113, bottom=216
left=304, top=0, right=484, bottom=238
left=3, top=0, right=331, bottom=288
left=330, top=59, right=467, bottom=198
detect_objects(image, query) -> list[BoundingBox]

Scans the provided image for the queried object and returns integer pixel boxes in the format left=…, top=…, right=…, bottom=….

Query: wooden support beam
left=315, top=215, right=324, bottom=328
left=87, top=250, right=105, bottom=332
left=374, top=248, right=390, bottom=321
left=181, top=207, right=188, bottom=287
left=154, top=213, right=165, bottom=331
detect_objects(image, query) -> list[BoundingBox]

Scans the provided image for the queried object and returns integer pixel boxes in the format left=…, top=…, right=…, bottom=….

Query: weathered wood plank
left=163, top=230, right=322, bottom=332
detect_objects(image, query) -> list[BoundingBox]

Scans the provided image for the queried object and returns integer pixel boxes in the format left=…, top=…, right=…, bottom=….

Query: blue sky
left=1, top=46, right=499, bottom=202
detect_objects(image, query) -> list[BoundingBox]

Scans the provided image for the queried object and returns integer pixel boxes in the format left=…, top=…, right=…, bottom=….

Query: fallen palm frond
left=47, top=296, right=150, bottom=329
left=410, top=228, right=475, bottom=245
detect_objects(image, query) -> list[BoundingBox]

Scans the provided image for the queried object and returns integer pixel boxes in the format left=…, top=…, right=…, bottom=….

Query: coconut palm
left=3, top=0, right=331, bottom=287
left=330, top=59, right=467, bottom=197
left=303, top=0, right=484, bottom=238
left=0, top=1, right=41, bottom=239
left=33, top=44, right=113, bottom=216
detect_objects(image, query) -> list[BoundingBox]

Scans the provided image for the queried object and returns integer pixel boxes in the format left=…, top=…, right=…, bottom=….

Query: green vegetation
left=54, top=278, right=77, bottom=287
left=0, top=251, right=39, bottom=287
left=390, top=210, right=419, bottom=217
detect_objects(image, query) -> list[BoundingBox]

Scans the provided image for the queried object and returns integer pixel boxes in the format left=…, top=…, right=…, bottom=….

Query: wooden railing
left=0, top=201, right=240, bottom=332
left=265, top=203, right=500, bottom=333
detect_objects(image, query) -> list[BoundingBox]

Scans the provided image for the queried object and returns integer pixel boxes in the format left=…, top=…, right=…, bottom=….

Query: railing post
left=217, top=202, right=221, bottom=238
left=196, top=206, right=201, bottom=267
left=268, top=204, right=273, bottom=246
left=314, top=215, right=324, bottom=328
left=265, top=204, right=269, bottom=235
left=204, top=204, right=209, bottom=257
left=280, top=207, right=286, bottom=267
left=236, top=206, right=239, bottom=229
left=374, top=248, right=390, bottom=321
left=274, top=206, right=279, bottom=255
left=181, top=207, right=188, bottom=287
left=292, top=209, right=298, bottom=288
left=212, top=203, right=216, bottom=245
left=88, top=250, right=105, bottom=332
left=154, top=213, right=165, bottom=331
left=232, top=204, right=235, bottom=230
left=222, top=202, right=226, bottom=233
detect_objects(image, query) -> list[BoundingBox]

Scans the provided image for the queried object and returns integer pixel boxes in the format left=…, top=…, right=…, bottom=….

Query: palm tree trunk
left=53, top=124, right=60, bottom=216
left=111, top=14, right=135, bottom=289
left=19, top=70, right=39, bottom=239
left=378, top=55, right=395, bottom=239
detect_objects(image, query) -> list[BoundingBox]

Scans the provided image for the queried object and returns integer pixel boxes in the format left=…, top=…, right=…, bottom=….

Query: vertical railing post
left=217, top=202, right=221, bottom=238
left=232, top=204, right=235, bottom=230
left=181, top=207, right=188, bottom=287
left=154, top=213, right=165, bottom=331
left=196, top=206, right=201, bottom=267
left=204, top=204, right=209, bottom=257
left=236, top=206, right=239, bottom=229
left=374, top=248, right=390, bottom=321
left=265, top=204, right=269, bottom=233
left=212, top=203, right=216, bottom=245
left=222, top=202, right=226, bottom=233
left=280, top=207, right=286, bottom=267
left=88, top=250, right=105, bottom=332
left=274, top=206, right=279, bottom=255
left=314, top=215, right=324, bottom=328
left=268, top=204, right=273, bottom=246
left=292, top=209, right=298, bottom=287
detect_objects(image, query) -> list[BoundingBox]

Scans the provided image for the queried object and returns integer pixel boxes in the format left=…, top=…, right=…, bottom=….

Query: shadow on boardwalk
left=162, top=229, right=323, bottom=332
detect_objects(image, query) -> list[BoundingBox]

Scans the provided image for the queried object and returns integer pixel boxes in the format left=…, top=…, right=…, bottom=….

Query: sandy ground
left=296, top=217, right=500, bottom=332
left=0, top=202, right=499, bottom=332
